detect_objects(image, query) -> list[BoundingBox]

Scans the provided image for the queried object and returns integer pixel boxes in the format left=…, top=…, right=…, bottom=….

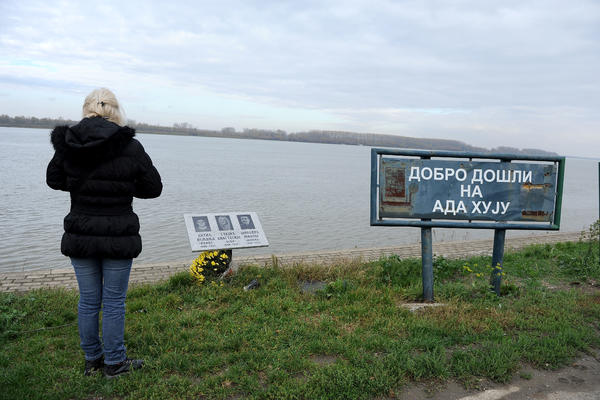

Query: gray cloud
left=1, top=0, right=599, bottom=155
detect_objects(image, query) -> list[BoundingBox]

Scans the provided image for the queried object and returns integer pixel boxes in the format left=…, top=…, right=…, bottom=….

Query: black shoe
left=84, top=355, right=104, bottom=376
left=103, top=358, right=144, bottom=378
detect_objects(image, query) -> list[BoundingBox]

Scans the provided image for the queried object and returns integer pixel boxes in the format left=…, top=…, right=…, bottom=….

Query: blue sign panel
left=379, top=158, right=557, bottom=222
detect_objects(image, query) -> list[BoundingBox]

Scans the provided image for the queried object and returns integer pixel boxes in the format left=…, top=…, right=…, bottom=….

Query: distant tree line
left=0, top=114, right=557, bottom=155
left=0, top=115, right=78, bottom=128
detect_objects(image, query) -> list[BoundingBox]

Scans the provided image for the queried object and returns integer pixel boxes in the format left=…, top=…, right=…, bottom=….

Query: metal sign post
left=371, top=149, right=565, bottom=300
left=421, top=155, right=434, bottom=301
left=421, top=225, right=434, bottom=301
left=489, top=160, right=509, bottom=295
left=490, top=229, right=506, bottom=295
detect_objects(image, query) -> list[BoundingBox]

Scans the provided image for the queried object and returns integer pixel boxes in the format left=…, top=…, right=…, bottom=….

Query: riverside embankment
left=0, top=231, right=581, bottom=292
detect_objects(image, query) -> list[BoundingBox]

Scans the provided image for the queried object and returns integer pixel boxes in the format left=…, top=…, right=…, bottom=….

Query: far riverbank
left=0, top=116, right=556, bottom=154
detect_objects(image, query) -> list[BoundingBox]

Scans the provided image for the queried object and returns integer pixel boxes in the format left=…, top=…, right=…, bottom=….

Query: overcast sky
left=1, top=0, right=599, bottom=156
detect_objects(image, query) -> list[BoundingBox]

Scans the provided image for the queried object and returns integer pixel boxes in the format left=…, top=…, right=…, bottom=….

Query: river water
left=1, top=127, right=598, bottom=273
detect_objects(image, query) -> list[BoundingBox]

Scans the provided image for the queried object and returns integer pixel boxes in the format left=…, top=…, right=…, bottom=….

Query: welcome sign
left=379, top=159, right=558, bottom=222
left=370, top=149, right=565, bottom=230
left=370, top=148, right=565, bottom=300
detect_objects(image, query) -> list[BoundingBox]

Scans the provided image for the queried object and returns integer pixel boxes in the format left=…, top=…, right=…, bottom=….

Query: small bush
left=321, top=279, right=355, bottom=299
left=559, top=220, right=600, bottom=280
left=433, top=256, right=462, bottom=280
left=0, top=294, right=26, bottom=334
left=167, top=271, right=196, bottom=289
left=379, top=255, right=421, bottom=286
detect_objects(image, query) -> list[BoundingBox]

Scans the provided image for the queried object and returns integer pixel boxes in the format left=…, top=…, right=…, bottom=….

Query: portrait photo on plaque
left=192, top=216, right=211, bottom=232
left=237, top=214, right=255, bottom=230
left=216, top=215, right=234, bottom=231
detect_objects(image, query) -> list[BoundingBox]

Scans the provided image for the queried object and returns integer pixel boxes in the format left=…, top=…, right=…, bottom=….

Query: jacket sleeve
left=46, top=152, right=67, bottom=191
left=134, top=148, right=163, bottom=199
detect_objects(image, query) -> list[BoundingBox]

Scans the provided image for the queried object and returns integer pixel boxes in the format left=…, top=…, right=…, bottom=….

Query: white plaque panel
left=184, top=212, right=269, bottom=251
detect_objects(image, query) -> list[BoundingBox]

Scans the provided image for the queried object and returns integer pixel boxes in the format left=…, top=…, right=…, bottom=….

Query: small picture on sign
left=216, top=215, right=234, bottom=231
left=192, top=216, right=211, bottom=232
left=237, top=214, right=255, bottom=230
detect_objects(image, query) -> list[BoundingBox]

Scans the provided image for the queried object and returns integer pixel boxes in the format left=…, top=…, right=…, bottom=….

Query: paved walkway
left=0, top=231, right=581, bottom=293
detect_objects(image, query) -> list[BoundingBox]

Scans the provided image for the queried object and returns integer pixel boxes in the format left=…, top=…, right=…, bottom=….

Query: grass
left=1, top=238, right=599, bottom=400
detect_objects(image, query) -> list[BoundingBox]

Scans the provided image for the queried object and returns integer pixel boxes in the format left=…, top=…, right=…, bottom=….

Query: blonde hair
left=82, top=88, right=126, bottom=126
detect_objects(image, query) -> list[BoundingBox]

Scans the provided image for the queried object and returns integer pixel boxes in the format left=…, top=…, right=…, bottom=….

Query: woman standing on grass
left=46, top=88, right=162, bottom=378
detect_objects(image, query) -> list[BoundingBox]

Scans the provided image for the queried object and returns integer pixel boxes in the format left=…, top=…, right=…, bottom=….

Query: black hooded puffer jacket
left=46, top=117, right=162, bottom=258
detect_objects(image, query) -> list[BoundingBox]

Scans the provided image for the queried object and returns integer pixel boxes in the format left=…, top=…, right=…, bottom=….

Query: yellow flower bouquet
left=190, top=249, right=232, bottom=284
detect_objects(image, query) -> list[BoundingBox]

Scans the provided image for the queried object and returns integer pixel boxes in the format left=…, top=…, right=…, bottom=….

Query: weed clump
left=378, top=255, right=420, bottom=286
left=558, top=220, right=600, bottom=281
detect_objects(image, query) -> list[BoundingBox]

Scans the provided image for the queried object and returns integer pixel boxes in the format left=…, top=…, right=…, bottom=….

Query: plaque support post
left=490, top=229, right=506, bottom=296
left=421, top=225, right=434, bottom=302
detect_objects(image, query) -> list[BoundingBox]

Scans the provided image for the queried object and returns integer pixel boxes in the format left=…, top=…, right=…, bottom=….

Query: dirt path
left=395, top=350, right=600, bottom=400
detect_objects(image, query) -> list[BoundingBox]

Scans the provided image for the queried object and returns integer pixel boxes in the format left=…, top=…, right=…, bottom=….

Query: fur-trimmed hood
left=51, top=117, right=135, bottom=162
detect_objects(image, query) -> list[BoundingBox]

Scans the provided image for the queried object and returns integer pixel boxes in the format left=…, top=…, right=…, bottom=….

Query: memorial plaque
left=184, top=212, right=269, bottom=251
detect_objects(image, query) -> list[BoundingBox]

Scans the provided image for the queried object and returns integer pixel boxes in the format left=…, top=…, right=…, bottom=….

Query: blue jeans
left=71, top=257, right=132, bottom=365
